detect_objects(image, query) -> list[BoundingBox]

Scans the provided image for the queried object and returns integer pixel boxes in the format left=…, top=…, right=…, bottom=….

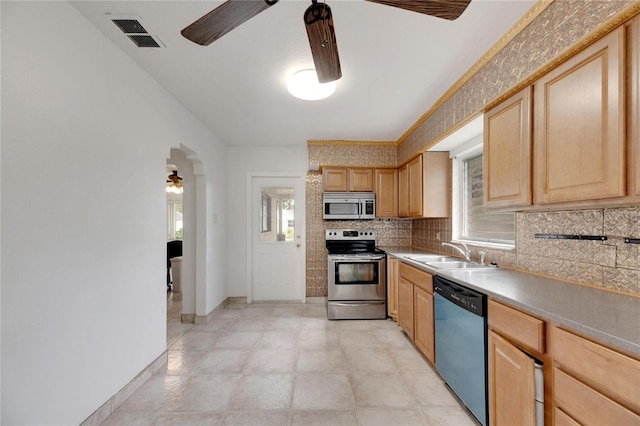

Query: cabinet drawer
left=488, top=300, right=545, bottom=354
left=553, top=327, right=640, bottom=412
left=399, top=262, right=432, bottom=293
left=554, top=368, right=640, bottom=425
left=553, top=407, right=581, bottom=426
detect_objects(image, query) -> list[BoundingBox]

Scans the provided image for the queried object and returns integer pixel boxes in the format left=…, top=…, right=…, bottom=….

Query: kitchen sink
left=407, top=255, right=453, bottom=263
left=425, top=261, right=492, bottom=270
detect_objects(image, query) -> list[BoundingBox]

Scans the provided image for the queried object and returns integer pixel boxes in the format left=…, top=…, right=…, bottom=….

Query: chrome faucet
left=442, top=241, right=471, bottom=261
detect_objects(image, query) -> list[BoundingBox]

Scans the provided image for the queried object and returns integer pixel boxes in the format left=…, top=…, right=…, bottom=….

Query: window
left=167, top=201, right=183, bottom=240
left=452, top=140, right=515, bottom=247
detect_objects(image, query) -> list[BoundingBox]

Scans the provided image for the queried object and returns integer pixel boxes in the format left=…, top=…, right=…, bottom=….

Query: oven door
left=328, top=254, right=386, bottom=301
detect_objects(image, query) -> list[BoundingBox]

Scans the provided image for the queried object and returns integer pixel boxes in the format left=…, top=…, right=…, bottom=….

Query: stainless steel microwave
left=323, top=192, right=375, bottom=220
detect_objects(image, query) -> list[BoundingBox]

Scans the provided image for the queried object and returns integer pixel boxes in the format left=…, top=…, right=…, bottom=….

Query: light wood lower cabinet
left=488, top=331, right=537, bottom=426
left=552, top=326, right=640, bottom=425
left=488, top=300, right=545, bottom=426
left=397, top=276, right=414, bottom=339
left=414, top=283, right=434, bottom=364
left=397, top=262, right=434, bottom=364
left=386, top=257, right=399, bottom=321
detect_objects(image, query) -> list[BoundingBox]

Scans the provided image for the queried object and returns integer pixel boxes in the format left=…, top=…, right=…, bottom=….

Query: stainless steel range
left=325, top=229, right=386, bottom=320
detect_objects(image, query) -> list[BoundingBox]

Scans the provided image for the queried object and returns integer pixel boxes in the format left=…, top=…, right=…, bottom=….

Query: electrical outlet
left=436, top=232, right=441, bottom=241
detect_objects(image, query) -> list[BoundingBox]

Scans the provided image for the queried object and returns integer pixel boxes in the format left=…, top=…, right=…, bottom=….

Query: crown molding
left=397, top=0, right=555, bottom=145
left=308, top=140, right=397, bottom=147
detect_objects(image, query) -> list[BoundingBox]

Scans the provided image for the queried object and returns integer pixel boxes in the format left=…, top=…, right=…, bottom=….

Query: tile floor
left=101, top=293, right=479, bottom=425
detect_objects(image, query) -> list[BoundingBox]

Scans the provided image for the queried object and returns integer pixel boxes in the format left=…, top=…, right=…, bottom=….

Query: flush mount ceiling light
left=287, top=69, right=336, bottom=100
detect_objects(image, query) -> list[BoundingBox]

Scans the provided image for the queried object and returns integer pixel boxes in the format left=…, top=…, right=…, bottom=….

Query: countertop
left=380, top=246, right=640, bottom=357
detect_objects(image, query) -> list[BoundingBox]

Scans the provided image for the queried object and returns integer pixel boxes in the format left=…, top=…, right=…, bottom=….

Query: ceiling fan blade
left=182, top=0, right=277, bottom=46
left=304, top=2, right=342, bottom=84
left=366, top=0, right=471, bottom=21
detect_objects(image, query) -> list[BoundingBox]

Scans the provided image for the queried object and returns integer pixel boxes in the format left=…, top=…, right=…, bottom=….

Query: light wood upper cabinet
left=374, top=169, right=398, bottom=217
left=534, top=27, right=626, bottom=204
left=322, top=168, right=349, bottom=192
left=398, top=164, right=409, bottom=217
left=322, top=167, right=373, bottom=192
left=484, top=86, right=532, bottom=208
left=349, top=168, right=374, bottom=192
left=629, top=15, right=640, bottom=201
left=423, top=152, right=451, bottom=218
left=488, top=331, right=537, bottom=426
left=398, top=152, right=451, bottom=218
left=408, top=156, right=423, bottom=216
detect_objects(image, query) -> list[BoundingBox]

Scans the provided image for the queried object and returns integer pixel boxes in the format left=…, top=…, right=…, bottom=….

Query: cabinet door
left=387, top=257, right=399, bottom=320
left=488, top=331, right=536, bottom=426
left=484, top=86, right=532, bottom=208
left=398, top=164, right=409, bottom=217
left=374, top=169, right=398, bottom=217
left=422, top=152, right=451, bottom=217
left=322, top=168, right=348, bottom=192
left=397, top=277, right=414, bottom=339
left=414, top=286, right=434, bottom=364
left=408, top=156, right=423, bottom=217
left=534, top=27, right=625, bottom=204
left=629, top=16, right=640, bottom=201
left=349, top=168, right=374, bottom=192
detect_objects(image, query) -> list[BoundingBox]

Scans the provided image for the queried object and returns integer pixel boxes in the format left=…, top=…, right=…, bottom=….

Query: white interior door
left=250, top=176, right=304, bottom=301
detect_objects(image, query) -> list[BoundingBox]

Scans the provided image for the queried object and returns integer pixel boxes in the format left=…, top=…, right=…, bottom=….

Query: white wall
left=226, top=146, right=308, bottom=297
left=1, top=2, right=227, bottom=424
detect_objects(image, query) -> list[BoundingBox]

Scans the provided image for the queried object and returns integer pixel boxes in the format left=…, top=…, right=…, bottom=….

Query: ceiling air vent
left=111, top=17, right=163, bottom=48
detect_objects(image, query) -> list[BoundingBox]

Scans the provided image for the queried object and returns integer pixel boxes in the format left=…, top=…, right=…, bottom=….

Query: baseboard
left=306, top=296, right=327, bottom=304
left=194, top=298, right=230, bottom=324
left=81, top=350, right=168, bottom=425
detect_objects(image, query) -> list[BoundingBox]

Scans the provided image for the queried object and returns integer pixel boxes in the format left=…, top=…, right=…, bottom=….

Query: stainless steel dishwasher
left=434, top=275, right=488, bottom=426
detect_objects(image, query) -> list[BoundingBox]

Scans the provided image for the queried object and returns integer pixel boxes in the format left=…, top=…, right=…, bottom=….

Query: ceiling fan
left=181, top=0, right=472, bottom=84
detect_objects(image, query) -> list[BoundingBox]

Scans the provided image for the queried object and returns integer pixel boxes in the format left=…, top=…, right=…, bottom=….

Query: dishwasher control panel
left=434, top=276, right=486, bottom=317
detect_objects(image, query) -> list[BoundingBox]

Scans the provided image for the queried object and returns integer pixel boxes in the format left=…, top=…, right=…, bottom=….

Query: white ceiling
left=72, top=0, right=536, bottom=147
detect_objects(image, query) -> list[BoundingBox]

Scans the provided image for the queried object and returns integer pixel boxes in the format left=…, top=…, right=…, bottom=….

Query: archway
left=166, top=145, right=205, bottom=327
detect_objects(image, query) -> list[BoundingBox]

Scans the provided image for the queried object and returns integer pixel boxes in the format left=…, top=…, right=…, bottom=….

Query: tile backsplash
left=412, top=207, right=639, bottom=296
left=516, top=207, right=639, bottom=294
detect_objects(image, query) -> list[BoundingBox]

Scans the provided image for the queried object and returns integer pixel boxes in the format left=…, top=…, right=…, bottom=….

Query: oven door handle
left=329, top=255, right=386, bottom=261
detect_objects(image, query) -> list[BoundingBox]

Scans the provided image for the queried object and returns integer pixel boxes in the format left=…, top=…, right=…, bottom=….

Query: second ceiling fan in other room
left=181, top=0, right=472, bottom=84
